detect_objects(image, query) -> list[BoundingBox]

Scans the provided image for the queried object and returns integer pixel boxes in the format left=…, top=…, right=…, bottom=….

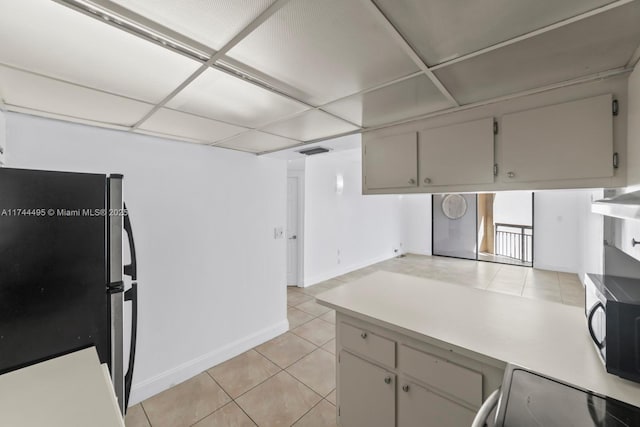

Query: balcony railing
left=495, top=223, right=533, bottom=264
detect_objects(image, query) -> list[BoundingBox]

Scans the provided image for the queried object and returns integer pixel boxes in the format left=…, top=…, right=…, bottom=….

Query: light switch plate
left=274, top=227, right=284, bottom=239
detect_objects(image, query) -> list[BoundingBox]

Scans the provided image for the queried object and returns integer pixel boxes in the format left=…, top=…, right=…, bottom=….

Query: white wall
left=5, top=113, right=288, bottom=404
left=0, top=108, right=6, bottom=166
left=401, top=195, right=432, bottom=256
left=303, top=147, right=403, bottom=285
left=533, top=190, right=600, bottom=274
left=493, top=192, right=532, bottom=226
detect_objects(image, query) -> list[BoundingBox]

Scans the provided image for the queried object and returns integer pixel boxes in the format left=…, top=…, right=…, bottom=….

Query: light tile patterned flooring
left=126, top=254, right=584, bottom=427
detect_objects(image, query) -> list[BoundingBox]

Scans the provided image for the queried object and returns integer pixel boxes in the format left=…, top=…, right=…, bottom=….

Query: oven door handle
left=587, top=301, right=605, bottom=349
left=472, top=388, right=501, bottom=427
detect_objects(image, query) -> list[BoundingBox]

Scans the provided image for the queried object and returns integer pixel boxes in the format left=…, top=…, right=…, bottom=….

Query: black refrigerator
left=0, top=167, right=138, bottom=415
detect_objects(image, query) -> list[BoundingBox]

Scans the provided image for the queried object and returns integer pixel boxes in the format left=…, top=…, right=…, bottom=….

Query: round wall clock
left=441, top=194, right=467, bottom=220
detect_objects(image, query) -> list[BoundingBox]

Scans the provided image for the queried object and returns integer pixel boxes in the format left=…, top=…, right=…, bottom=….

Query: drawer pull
left=384, top=376, right=392, bottom=384
left=360, top=332, right=368, bottom=339
left=402, top=384, right=410, bottom=392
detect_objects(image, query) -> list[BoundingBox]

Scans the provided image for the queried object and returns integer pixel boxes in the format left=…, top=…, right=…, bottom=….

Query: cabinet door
left=338, top=351, right=395, bottom=427
left=419, top=118, right=494, bottom=187
left=398, top=380, right=476, bottom=427
left=501, top=94, right=613, bottom=183
left=363, top=132, right=417, bottom=190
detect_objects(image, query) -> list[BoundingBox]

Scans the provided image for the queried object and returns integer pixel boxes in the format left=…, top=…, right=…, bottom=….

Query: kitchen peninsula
left=316, top=271, right=640, bottom=426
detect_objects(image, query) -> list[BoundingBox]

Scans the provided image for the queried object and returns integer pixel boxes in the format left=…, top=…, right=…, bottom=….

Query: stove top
left=495, top=367, right=640, bottom=426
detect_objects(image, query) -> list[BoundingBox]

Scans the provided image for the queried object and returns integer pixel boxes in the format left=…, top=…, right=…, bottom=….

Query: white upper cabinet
left=501, top=94, right=614, bottom=183
left=364, top=132, right=418, bottom=190
left=419, top=118, right=495, bottom=187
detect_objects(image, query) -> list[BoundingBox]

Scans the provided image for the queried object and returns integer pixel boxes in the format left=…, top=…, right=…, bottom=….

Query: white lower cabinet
left=397, top=379, right=476, bottom=427
left=338, top=350, right=396, bottom=427
left=337, top=318, right=498, bottom=427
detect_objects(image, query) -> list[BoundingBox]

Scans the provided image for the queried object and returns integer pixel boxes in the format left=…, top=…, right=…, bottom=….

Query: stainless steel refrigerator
left=0, top=167, right=138, bottom=415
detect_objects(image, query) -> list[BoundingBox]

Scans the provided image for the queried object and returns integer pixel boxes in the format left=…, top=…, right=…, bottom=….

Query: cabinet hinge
left=612, top=99, right=619, bottom=116
left=493, top=121, right=499, bottom=135
left=338, top=406, right=341, bottom=417
left=613, top=152, right=619, bottom=169
left=493, top=164, right=498, bottom=176
left=338, top=353, right=341, bottom=363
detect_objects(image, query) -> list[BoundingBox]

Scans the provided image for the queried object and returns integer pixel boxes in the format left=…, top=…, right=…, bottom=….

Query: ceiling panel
left=109, top=0, right=276, bottom=51
left=434, top=2, right=640, bottom=105
left=374, top=0, right=617, bottom=66
left=139, top=108, right=248, bottom=144
left=0, top=0, right=201, bottom=103
left=166, top=67, right=309, bottom=128
left=215, top=131, right=299, bottom=153
left=323, top=74, right=454, bottom=127
left=226, top=0, right=420, bottom=105
left=0, top=65, right=152, bottom=126
left=261, top=110, right=359, bottom=142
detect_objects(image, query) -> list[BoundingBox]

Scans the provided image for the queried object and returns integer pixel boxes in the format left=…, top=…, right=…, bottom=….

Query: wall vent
left=298, top=147, right=330, bottom=156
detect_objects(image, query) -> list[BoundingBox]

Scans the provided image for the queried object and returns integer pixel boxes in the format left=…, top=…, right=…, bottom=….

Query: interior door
left=432, top=194, right=478, bottom=260
left=287, top=176, right=299, bottom=286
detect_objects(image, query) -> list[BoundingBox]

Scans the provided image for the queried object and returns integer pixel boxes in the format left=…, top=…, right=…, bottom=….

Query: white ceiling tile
left=323, top=74, right=454, bottom=127
left=374, top=0, right=617, bottom=65
left=0, top=0, right=201, bottom=103
left=0, top=65, right=152, bottom=126
left=109, top=0, right=276, bottom=51
left=434, top=2, right=640, bottom=104
left=138, top=108, right=248, bottom=144
left=166, top=67, right=309, bottom=127
left=261, top=110, right=359, bottom=142
left=215, top=131, right=299, bottom=153
left=226, top=0, right=420, bottom=105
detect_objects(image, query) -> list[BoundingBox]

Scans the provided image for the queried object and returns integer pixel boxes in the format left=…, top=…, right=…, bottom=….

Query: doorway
left=286, top=174, right=303, bottom=286
left=432, top=192, right=534, bottom=267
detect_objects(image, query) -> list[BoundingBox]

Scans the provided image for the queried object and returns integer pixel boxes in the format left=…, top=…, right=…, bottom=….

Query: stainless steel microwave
left=585, top=273, right=640, bottom=383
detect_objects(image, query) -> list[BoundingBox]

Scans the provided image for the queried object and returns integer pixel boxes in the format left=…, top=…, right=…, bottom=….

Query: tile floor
left=126, top=254, right=584, bottom=427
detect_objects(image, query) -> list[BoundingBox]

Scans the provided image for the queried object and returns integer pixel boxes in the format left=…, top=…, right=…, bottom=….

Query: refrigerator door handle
left=123, top=202, right=137, bottom=280
left=124, top=283, right=138, bottom=411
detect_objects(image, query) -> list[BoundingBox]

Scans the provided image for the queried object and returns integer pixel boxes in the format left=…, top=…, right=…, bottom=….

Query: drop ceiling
left=0, top=0, right=638, bottom=154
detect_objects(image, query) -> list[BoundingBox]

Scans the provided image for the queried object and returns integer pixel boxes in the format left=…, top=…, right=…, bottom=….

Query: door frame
left=287, top=171, right=305, bottom=287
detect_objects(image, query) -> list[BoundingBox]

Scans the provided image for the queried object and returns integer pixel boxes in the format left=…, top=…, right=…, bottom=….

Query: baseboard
left=128, top=319, right=289, bottom=406
left=532, top=262, right=579, bottom=274
left=303, top=252, right=396, bottom=287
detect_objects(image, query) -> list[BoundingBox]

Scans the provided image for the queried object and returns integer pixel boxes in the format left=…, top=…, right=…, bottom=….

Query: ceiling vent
left=298, top=147, right=330, bottom=156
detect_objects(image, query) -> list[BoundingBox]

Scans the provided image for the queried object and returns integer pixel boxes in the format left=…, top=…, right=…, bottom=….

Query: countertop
left=0, top=347, right=124, bottom=427
left=315, top=271, right=640, bottom=407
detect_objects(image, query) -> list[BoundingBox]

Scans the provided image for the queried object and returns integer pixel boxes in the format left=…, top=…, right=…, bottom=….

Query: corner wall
left=5, top=112, right=288, bottom=404
left=303, top=147, right=403, bottom=285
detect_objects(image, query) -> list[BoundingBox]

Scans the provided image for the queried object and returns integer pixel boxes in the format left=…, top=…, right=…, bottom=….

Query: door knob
left=507, top=172, right=515, bottom=178
left=423, top=177, right=431, bottom=184
left=360, top=332, right=368, bottom=339
left=384, top=376, right=392, bottom=384
left=402, top=384, right=410, bottom=392
left=408, top=178, right=416, bottom=185
left=288, top=235, right=297, bottom=240
left=632, top=238, right=639, bottom=247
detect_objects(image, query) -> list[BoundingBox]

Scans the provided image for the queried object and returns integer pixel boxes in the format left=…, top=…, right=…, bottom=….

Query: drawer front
left=398, top=345, right=482, bottom=408
left=340, top=322, right=395, bottom=368
left=398, top=379, right=476, bottom=427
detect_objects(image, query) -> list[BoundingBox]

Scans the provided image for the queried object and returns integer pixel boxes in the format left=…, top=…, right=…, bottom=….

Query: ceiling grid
left=0, top=0, right=638, bottom=153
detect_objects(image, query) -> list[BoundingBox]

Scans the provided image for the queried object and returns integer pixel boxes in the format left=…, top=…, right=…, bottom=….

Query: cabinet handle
left=423, top=177, right=431, bottom=184
left=507, top=171, right=515, bottom=178
left=402, top=384, right=410, bottom=392
left=360, top=332, right=368, bottom=339
left=384, top=376, right=392, bottom=384
left=408, top=178, right=416, bottom=185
